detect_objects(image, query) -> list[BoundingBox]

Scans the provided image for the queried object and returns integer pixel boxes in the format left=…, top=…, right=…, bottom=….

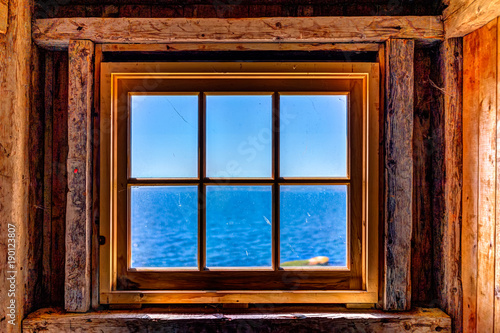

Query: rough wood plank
left=444, top=0, right=500, bottom=38
left=65, top=39, right=94, bottom=313
left=101, top=42, right=381, bottom=53
left=437, top=38, right=464, bottom=333
left=412, top=46, right=434, bottom=305
left=43, top=51, right=54, bottom=306
left=475, top=19, right=497, bottom=333
left=496, top=17, right=500, bottom=333
left=0, top=0, right=34, bottom=330
left=462, top=27, right=480, bottom=333
left=383, top=38, right=414, bottom=311
left=51, top=51, right=69, bottom=307
left=91, top=43, right=102, bottom=310
left=22, top=307, right=451, bottom=333
left=27, top=43, right=45, bottom=316
left=32, top=16, right=444, bottom=50
left=0, top=0, right=7, bottom=34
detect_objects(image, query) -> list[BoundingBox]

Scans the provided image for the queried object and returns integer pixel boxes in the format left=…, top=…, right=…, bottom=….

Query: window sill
left=23, top=307, right=450, bottom=332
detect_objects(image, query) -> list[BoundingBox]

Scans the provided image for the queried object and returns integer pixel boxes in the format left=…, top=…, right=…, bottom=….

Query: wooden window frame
left=100, top=62, right=379, bottom=304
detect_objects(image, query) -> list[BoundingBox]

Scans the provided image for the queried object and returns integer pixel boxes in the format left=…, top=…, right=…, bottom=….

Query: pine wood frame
left=100, top=62, right=379, bottom=304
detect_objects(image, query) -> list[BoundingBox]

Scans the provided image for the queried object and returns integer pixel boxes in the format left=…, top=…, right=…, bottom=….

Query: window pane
left=280, top=95, right=347, bottom=177
left=206, top=95, right=272, bottom=178
left=130, top=95, right=198, bottom=178
left=130, top=186, right=198, bottom=268
left=206, top=186, right=272, bottom=267
left=280, top=185, right=347, bottom=267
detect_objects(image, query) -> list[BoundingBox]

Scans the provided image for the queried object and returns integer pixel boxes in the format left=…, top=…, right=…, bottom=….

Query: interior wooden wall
left=462, top=17, right=500, bottom=333
left=34, top=0, right=444, bottom=19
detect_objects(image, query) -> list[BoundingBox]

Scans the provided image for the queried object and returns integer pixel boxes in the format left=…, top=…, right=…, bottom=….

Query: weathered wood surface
left=412, top=46, right=434, bottom=306
left=28, top=43, right=45, bottom=315
left=0, top=0, right=35, bottom=331
left=462, top=26, right=479, bottom=333
left=101, top=42, right=381, bottom=53
left=23, top=307, right=451, bottom=333
left=444, top=0, right=500, bottom=38
left=436, top=38, right=464, bottom=333
left=496, top=17, right=500, bottom=333
left=32, top=16, right=444, bottom=50
left=0, top=0, right=7, bottom=33
left=91, top=44, right=102, bottom=310
left=475, top=19, right=496, bottom=333
left=65, top=39, right=94, bottom=312
left=42, top=51, right=54, bottom=307
left=462, top=18, right=499, bottom=333
left=51, top=51, right=69, bottom=307
left=383, top=38, right=414, bottom=311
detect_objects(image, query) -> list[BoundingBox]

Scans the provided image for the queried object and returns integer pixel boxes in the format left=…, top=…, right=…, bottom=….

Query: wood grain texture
left=438, top=38, right=464, bottom=333
left=383, top=38, right=414, bottom=311
left=65, top=39, right=94, bottom=312
left=444, top=0, right=500, bottom=38
left=0, top=0, right=34, bottom=330
left=100, top=42, right=381, bottom=53
left=496, top=19, right=500, bottom=333
left=475, top=19, right=497, bottom=333
left=22, top=307, right=451, bottom=333
left=91, top=43, right=102, bottom=310
left=0, top=0, right=7, bottom=34
left=43, top=51, right=54, bottom=306
left=51, top=51, right=69, bottom=307
left=462, top=27, right=480, bottom=333
left=32, top=16, right=444, bottom=50
left=412, top=46, right=434, bottom=306
left=462, top=18, right=500, bottom=333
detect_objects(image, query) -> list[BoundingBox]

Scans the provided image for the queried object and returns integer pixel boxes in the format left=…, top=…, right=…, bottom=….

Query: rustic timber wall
left=34, top=0, right=445, bottom=19
left=0, top=0, right=44, bottom=332
left=462, top=17, right=500, bottom=333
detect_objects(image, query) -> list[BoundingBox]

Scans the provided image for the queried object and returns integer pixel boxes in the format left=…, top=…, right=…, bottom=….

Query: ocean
left=131, top=185, right=347, bottom=269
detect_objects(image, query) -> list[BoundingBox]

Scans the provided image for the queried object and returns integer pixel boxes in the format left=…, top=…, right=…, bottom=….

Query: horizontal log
left=23, top=307, right=451, bottom=333
left=101, top=42, right=381, bottom=53
left=444, top=0, right=500, bottom=38
left=32, top=16, right=444, bottom=50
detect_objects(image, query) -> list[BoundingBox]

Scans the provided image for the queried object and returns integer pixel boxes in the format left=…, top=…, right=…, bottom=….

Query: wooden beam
left=383, top=38, right=414, bottom=311
left=462, top=26, right=479, bottom=333
left=65, top=39, right=94, bottom=313
left=32, top=16, right=444, bottom=50
left=474, top=19, right=497, bottom=332
left=101, top=42, right=381, bottom=53
left=0, top=0, right=7, bottom=34
left=437, top=38, right=464, bottom=333
left=23, top=307, right=451, bottom=332
left=444, top=0, right=500, bottom=38
left=0, top=0, right=34, bottom=330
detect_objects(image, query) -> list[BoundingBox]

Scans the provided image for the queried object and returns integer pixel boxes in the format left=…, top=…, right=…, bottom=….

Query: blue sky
left=130, top=94, right=347, bottom=178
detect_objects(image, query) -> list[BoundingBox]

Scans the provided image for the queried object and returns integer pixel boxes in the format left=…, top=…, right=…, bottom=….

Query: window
left=100, top=62, right=379, bottom=304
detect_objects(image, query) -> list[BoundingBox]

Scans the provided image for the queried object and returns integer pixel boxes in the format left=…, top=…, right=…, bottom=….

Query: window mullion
left=273, top=92, right=280, bottom=271
left=199, top=92, right=206, bottom=271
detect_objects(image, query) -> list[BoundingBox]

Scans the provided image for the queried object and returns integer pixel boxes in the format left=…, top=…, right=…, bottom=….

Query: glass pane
left=206, top=186, right=272, bottom=267
left=280, top=95, right=347, bottom=177
left=206, top=95, right=272, bottom=178
left=130, top=95, right=198, bottom=178
left=280, top=185, right=347, bottom=267
left=130, top=186, right=198, bottom=268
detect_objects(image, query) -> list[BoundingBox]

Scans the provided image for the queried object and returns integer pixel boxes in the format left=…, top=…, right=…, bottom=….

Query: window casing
left=100, top=62, right=379, bottom=304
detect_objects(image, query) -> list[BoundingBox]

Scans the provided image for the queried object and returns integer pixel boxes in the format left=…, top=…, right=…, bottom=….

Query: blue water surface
left=131, top=186, right=347, bottom=268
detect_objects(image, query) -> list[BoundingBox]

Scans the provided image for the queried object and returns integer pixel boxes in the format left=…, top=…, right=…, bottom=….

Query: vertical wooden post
left=462, top=18, right=498, bottom=333
left=437, top=38, right=463, bottom=333
left=65, top=39, right=94, bottom=312
left=383, top=38, right=414, bottom=311
left=0, top=0, right=7, bottom=34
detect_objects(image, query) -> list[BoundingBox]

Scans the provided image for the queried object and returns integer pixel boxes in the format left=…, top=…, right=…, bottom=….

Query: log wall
left=0, top=0, right=44, bottom=332
left=461, top=17, right=500, bottom=333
